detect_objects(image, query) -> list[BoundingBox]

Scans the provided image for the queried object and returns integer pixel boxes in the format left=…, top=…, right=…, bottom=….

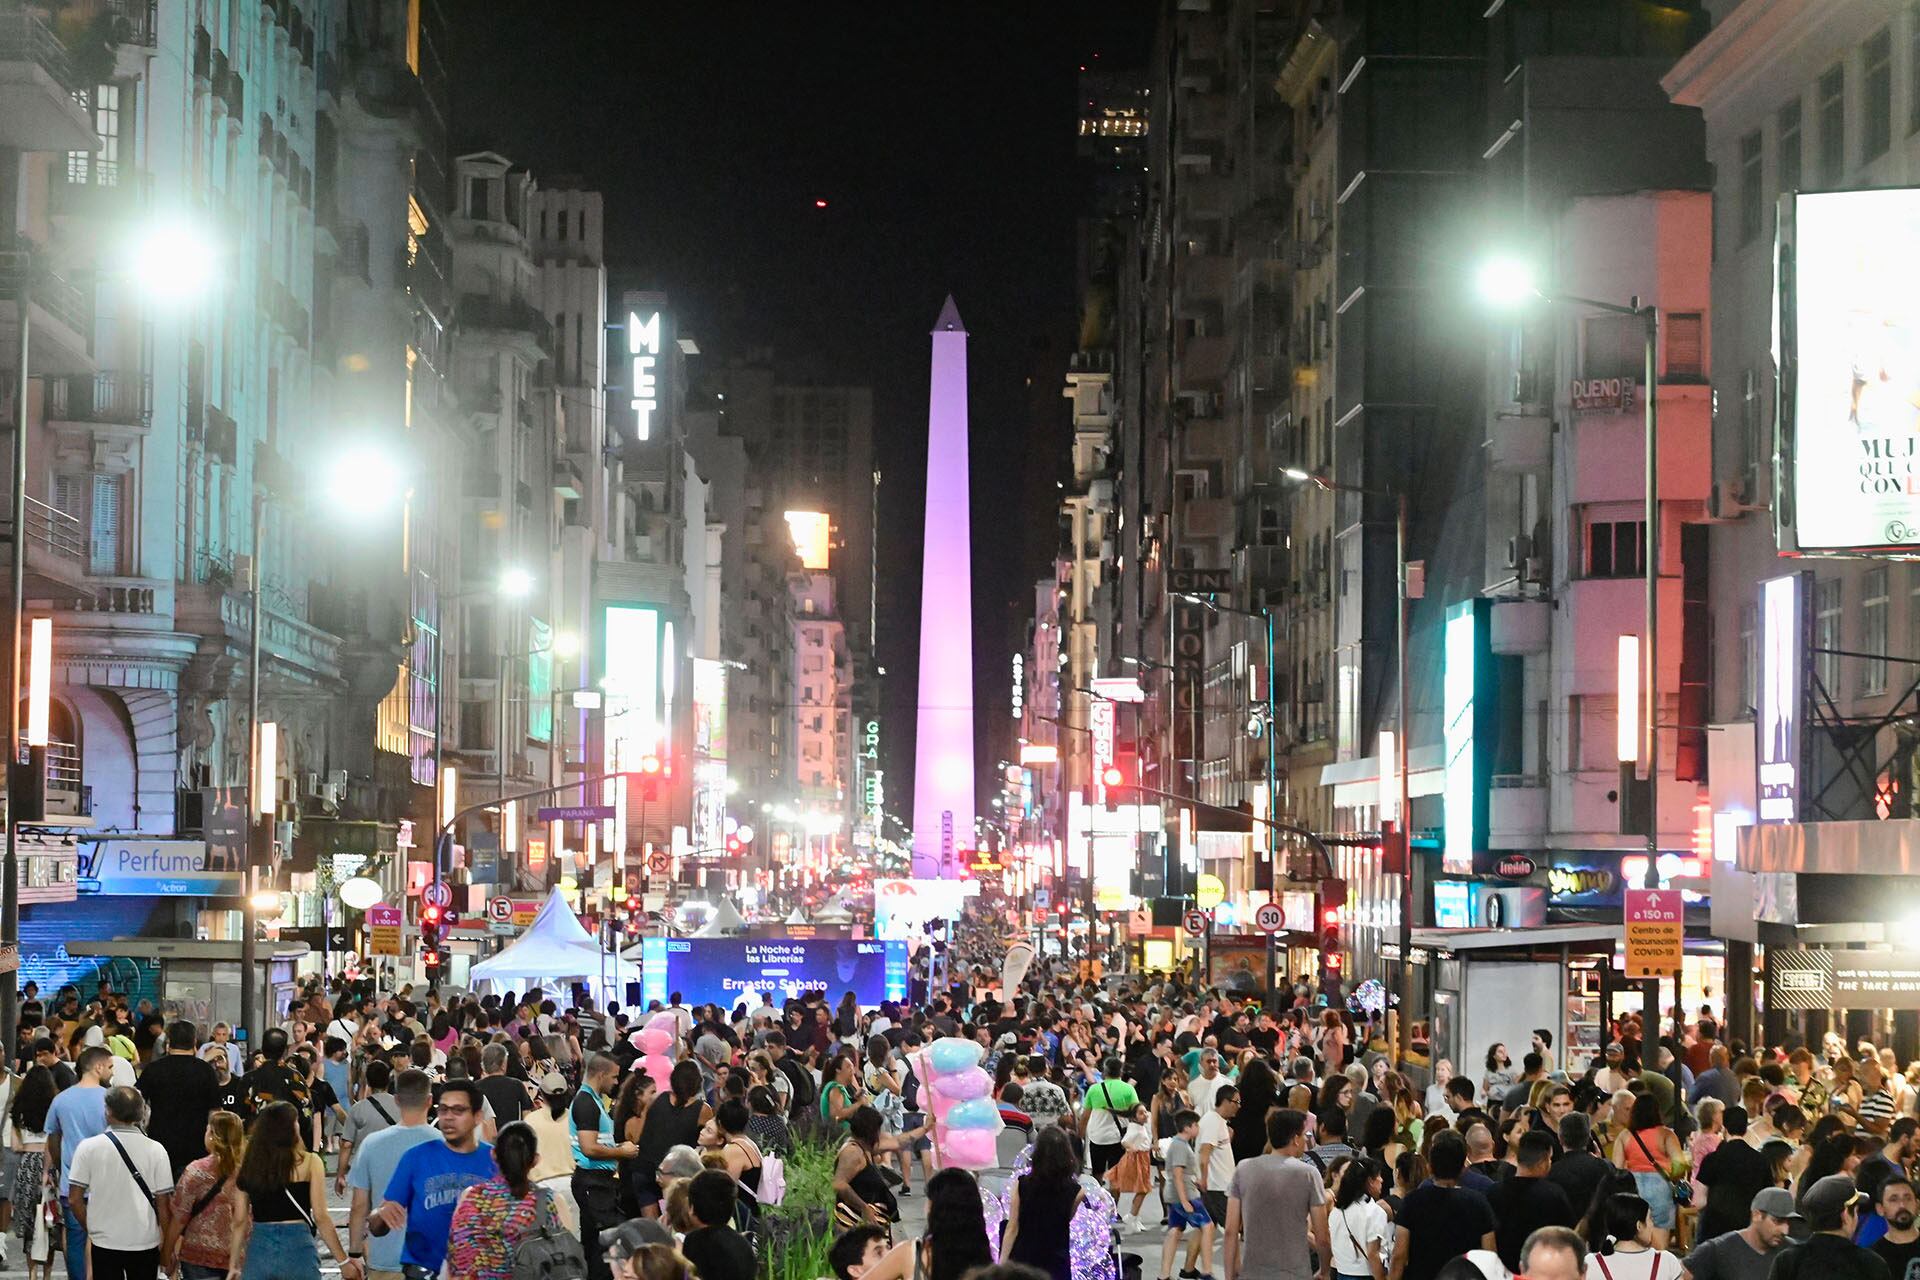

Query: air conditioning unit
left=302, top=771, right=322, bottom=798
left=1710, top=471, right=1766, bottom=519
left=1521, top=556, right=1548, bottom=585
left=318, top=782, right=344, bottom=810
left=1506, top=534, right=1533, bottom=569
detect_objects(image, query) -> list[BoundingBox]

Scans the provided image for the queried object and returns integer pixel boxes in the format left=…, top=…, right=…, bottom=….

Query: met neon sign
left=629, top=311, right=662, bottom=441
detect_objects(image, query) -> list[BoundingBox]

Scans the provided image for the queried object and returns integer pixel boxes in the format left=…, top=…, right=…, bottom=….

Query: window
left=466, top=176, right=488, bottom=218
left=1739, top=130, right=1763, bottom=244
left=1568, top=695, right=1620, bottom=771
left=1584, top=314, right=1644, bottom=381
left=53, top=473, right=124, bottom=576
left=1667, top=313, right=1704, bottom=379
left=1586, top=519, right=1646, bottom=578
left=1742, top=368, right=1764, bottom=476
left=1865, top=28, right=1893, bottom=160
left=1739, top=602, right=1758, bottom=715
left=1816, top=577, right=1842, bottom=692
left=1863, top=567, right=1889, bottom=695
left=67, top=84, right=120, bottom=185
left=1819, top=63, right=1846, bottom=184
left=1779, top=99, right=1803, bottom=193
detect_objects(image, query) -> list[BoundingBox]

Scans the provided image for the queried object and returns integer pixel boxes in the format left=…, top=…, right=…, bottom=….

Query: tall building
left=911, top=297, right=976, bottom=877
left=0, top=0, right=465, bottom=1000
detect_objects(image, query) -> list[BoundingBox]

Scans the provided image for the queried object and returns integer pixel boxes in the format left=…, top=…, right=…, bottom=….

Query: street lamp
left=3, top=217, right=220, bottom=1052
left=1476, top=253, right=1664, bottom=1016
left=1278, top=465, right=1414, bottom=1061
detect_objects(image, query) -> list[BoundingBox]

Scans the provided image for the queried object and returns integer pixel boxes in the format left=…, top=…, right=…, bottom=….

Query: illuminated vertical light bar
left=440, top=764, right=458, bottom=828
left=1377, top=729, right=1397, bottom=823
left=1617, top=635, right=1641, bottom=762
left=25, top=618, right=50, bottom=747
left=550, top=817, right=565, bottom=867
left=503, top=799, right=518, bottom=853
left=255, top=722, right=278, bottom=817
left=911, top=296, right=977, bottom=877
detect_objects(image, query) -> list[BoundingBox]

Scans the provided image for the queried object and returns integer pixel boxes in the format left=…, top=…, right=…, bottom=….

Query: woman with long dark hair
left=1232, top=1056, right=1279, bottom=1166
left=1610, top=1092, right=1684, bottom=1249
left=446, top=1122, right=565, bottom=1280
left=1328, top=1158, right=1391, bottom=1280
left=1000, top=1126, right=1085, bottom=1280
left=611, top=1072, right=658, bottom=1217
left=833, top=1105, right=927, bottom=1232
left=631, top=1062, right=709, bottom=1220
left=821, top=1051, right=864, bottom=1134
left=231, top=1101, right=351, bottom=1280
left=10, top=1065, right=56, bottom=1280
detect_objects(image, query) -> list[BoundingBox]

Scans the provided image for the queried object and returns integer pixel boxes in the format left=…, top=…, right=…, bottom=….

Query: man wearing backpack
left=66, top=1087, right=174, bottom=1280
left=764, top=1032, right=817, bottom=1124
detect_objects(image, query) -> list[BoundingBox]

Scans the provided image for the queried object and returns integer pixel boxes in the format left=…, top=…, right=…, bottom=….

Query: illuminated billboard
left=627, top=309, right=665, bottom=442
left=602, top=605, right=660, bottom=849
left=691, top=658, right=728, bottom=853
left=785, top=510, right=831, bottom=570
left=1778, top=189, right=1920, bottom=553
left=1756, top=572, right=1810, bottom=823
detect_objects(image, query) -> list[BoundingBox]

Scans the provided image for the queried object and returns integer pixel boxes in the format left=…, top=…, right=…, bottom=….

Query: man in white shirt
left=68, top=1087, right=174, bottom=1280
left=1189, top=1049, right=1232, bottom=1117
left=1197, top=1085, right=1241, bottom=1228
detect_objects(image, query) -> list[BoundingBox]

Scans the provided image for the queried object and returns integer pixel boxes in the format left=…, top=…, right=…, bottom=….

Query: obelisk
left=911, top=296, right=976, bottom=878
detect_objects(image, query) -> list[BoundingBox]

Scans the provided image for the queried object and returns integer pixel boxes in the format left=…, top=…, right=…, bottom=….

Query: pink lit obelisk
left=912, top=296, right=976, bottom=879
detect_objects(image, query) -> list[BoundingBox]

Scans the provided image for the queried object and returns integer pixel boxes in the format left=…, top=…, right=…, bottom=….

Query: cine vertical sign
left=1624, top=888, right=1683, bottom=979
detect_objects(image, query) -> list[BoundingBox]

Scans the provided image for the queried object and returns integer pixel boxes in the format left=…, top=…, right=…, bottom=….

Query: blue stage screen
left=640, top=937, right=909, bottom=1012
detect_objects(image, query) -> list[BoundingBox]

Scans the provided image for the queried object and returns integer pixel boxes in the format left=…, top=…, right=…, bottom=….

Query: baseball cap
left=1801, top=1173, right=1867, bottom=1225
left=536, top=1070, right=568, bottom=1096
left=1751, top=1187, right=1802, bottom=1221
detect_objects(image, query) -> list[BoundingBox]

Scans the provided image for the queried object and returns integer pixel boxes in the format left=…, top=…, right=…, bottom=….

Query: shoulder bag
left=1629, top=1128, right=1692, bottom=1207
left=103, top=1132, right=159, bottom=1228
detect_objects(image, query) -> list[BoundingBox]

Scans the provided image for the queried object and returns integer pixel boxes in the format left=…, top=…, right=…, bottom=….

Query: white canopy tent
left=695, top=899, right=748, bottom=936
left=471, top=887, right=639, bottom=992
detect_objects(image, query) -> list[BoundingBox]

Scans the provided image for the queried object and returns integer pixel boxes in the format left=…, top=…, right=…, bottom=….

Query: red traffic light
left=1322, top=906, right=1341, bottom=928
left=639, top=754, right=662, bottom=775
left=422, top=949, right=440, bottom=967
left=1101, top=766, right=1124, bottom=788
left=422, top=904, right=443, bottom=928
left=726, top=836, right=743, bottom=854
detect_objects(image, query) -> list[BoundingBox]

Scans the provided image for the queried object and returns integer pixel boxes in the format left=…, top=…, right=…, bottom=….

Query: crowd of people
left=2, top=958, right=1918, bottom=1280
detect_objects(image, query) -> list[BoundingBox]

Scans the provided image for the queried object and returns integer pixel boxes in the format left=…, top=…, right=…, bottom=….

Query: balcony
left=552, top=456, right=584, bottom=501
left=0, top=11, right=95, bottom=152
left=44, top=371, right=152, bottom=429
left=0, top=494, right=89, bottom=600
left=1488, top=774, right=1548, bottom=849
left=0, top=252, right=95, bottom=375
left=1177, top=334, right=1232, bottom=393
left=1176, top=254, right=1232, bottom=317
left=456, top=293, right=552, bottom=351
left=1489, top=413, right=1551, bottom=473
left=42, top=739, right=91, bottom=821
left=49, top=165, right=150, bottom=221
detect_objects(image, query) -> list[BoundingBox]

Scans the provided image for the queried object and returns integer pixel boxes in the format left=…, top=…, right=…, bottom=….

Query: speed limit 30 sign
left=1255, top=902, right=1286, bottom=933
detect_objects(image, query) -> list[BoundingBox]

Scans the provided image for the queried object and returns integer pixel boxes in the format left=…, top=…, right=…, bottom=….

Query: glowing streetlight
left=126, top=218, right=221, bottom=304
left=324, top=445, right=408, bottom=519
left=1475, top=255, right=1541, bottom=308
left=499, top=567, right=535, bottom=598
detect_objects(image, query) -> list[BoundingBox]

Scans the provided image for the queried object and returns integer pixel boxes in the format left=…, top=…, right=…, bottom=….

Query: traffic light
left=1316, top=877, right=1347, bottom=983
left=637, top=753, right=663, bottom=801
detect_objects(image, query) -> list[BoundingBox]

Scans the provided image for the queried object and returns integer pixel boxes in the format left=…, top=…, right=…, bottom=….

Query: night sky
left=448, top=7, right=1153, bottom=810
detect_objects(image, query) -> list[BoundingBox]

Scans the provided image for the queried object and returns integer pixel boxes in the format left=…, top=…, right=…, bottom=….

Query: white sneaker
left=1124, top=1215, right=1143, bottom=1234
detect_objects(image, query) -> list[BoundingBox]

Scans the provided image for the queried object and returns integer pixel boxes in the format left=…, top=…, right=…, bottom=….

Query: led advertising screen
left=1757, top=572, right=1810, bottom=823
left=1779, top=188, right=1920, bottom=552
left=640, top=936, right=909, bottom=1011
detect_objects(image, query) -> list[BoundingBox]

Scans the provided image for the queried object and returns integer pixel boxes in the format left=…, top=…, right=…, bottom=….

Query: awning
left=1319, top=744, right=1446, bottom=809
left=1411, top=923, right=1622, bottom=953
left=1738, top=818, right=1920, bottom=876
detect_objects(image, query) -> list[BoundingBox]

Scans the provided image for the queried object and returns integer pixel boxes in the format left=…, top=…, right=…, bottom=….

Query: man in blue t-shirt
left=372, top=1079, right=493, bottom=1277
left=346, top=1069, right=438, bottom=1280
left=45, top=1046, right=114, bottom=1280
